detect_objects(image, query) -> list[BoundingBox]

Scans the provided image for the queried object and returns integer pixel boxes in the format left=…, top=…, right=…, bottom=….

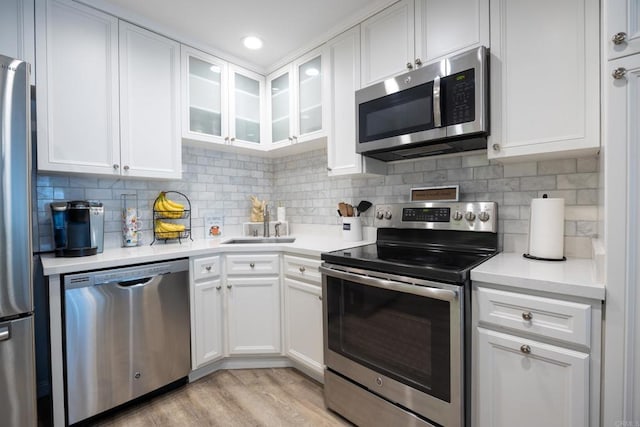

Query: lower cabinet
left=476, top=328, right=589, bottom=427
left=284, top=277, right=323, bottom=377
left=226, top=276, right=281, bottom=355
left=190, top=256, right=223, bottom=369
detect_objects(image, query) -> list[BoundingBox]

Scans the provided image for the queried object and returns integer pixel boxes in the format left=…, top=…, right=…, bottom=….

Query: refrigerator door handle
left=0, top=326, right=9, bottom=341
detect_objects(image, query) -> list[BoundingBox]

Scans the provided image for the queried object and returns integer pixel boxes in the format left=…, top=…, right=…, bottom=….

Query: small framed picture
left=202, top=210, right=224, bottom=239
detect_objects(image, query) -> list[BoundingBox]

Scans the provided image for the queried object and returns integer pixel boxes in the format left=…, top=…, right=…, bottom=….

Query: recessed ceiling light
left=243, top=36, right=263, bottom=50
left=305, top=68, right=320, bottom=77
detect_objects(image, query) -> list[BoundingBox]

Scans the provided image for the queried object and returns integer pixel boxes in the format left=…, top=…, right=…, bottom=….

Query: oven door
left=320, top=264, right=463, bottom=427
left=356, top=62, right=446, bottom=154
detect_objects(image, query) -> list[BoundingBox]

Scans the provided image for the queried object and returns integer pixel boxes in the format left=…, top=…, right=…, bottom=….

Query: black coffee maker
left=50, top=201, right=104, bottom=257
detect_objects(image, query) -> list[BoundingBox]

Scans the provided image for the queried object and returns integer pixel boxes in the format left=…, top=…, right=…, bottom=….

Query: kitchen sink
left=222, top=237, right=296, bottom=244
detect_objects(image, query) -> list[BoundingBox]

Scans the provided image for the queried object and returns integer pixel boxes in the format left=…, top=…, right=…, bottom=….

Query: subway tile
left=503, top=219, right=529, bottom=234
left=503, top=191, right=538, bottom=205
left=565, top=206, right=598, bottom=221
left=413, top=158, right=437, bottom=171
left=537, top=190, right=577, bottom=205
left=392, top=162, right=414, bottom=174
left=520, top=176, right=556, bottom=191
left=557, top=173, right=599, bottom=189
left=487, top=178, right=519, bottom=192
left=503, top=162, right=537, bottom=177
left=460, top=180, right=488, bottom=194
left=537, top=159, right=576, bottom=175
left=474, top=165, right=503, bottom=180
left=447, top=168, right=473, bottom=181
left=461, top=153, right=490, bottom=168
left=436, top=156, right=462, bottom=170
left=577, top=189, right=599, bottom=205
left=577, top=157, right=599, bottom=173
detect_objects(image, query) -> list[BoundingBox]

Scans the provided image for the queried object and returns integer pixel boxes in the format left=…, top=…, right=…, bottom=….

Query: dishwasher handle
left=116, top=275, right=162, bottom=288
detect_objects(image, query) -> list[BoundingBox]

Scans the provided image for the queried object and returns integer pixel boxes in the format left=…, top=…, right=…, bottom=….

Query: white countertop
left=40, top=234, right=375, bottom=276
left=471, top=252, right=605, bottom=300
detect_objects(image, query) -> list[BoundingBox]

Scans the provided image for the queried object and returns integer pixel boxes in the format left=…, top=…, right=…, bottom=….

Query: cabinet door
left=0, top=0, right=35, bottom=85
left=35, top=0, right=120, bottom=175
left=361, top=0, right=415, bottom=87
left=488, top=0, right=600, bottom=161
left=119, top=22, right=181, bottom=179
left=414, top=0, right=489, bottom=64
left=181, top=46, right=228, bottom=145
left=192, top=279, right=224, bottom=368
left=284, top=278, right=323, bottom=376
left=606, top=0, right=640, bottom=59
left=226, top=276, right=280, bottom=355
left=476, top=328, right=589, bottom=427
left=327, top=27, right=386, bottom=176
left=228, top=64, right=265, bottom=147
left=267, top=65, right=294, bottom=146
left=294, top=47, right=327, bottom=142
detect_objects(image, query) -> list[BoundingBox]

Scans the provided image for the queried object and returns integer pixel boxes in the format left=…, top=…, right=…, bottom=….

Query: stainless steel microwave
left=356, top=46, right=489, bottom=161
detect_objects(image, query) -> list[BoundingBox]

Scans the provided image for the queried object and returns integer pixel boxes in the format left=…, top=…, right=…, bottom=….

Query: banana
left=154, top=192, right=184, bottom=219
left=163, top=195, right=184, bottom=211
left=154, top=219, right=185, bottom=239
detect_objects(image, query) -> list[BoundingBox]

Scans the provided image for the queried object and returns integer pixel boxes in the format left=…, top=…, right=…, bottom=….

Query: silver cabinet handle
left=612, top=32, right=627, bottom=45
left=205, top=266, right=212, bottom=272
left=299, top=266, right=306, bottom=273
left=522, top=312, right=533, bottom=321
left=0, top=326, right=9, bottom=341
left=433, top=75, right=442, bottom=127
left=612, top=68, right=627, bottom=80
left=230, top=137, right=236, bottom=142
left=492, top=143, right=500, bottom=151
left=249, top=262, right=255, bottom=268
left=215, top=285, right=222, bottom=290
left=227, top=284, right=232, bottom=289
left=224, top=136, right=230, bottom=143
left=415, top=58, right=422, bottom=66
left=326, top=167, right=332, bottom=171
left=520, top=344, right=531, bottom=354
left=288, top=136, right=294, bottom=142
left=123, top=165, right=130, bottom=171
left=113, top=164, right=119, bottom=170
left=406, top=62, right=413, bottom=70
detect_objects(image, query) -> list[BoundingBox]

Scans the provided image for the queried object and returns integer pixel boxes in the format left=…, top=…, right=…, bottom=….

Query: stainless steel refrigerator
left=0, top=54, right=37, bottom=427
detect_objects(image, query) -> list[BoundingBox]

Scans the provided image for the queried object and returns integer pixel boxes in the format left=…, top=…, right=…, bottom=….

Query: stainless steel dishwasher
left=63, top=259, right=190, bottom=424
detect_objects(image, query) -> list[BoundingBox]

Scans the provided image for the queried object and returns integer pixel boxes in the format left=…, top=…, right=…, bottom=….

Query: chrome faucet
left=263, top=204, right=270, bottom=237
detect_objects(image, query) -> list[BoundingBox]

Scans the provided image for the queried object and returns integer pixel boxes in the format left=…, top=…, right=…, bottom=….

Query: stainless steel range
left=320, top=202, right=498, bottom=427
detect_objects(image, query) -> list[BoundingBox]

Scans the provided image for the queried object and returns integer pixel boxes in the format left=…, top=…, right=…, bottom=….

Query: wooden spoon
left=346, top=204, right=354, bottom=217
left=338, top=202, right=349, bottom=217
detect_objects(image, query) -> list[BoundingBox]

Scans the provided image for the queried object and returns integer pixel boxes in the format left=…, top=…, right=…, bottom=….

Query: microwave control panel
left=443, top=68, right=475, bottom=126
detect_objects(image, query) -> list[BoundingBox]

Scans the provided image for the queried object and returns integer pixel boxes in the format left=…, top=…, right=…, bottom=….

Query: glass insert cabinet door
left=229, top=66, right=263, bottom=144
left=297, top=55, right=322, bottom=136
left=270, top=70, right=292, bottom=144
left=182, top=49, right=227, bottom=142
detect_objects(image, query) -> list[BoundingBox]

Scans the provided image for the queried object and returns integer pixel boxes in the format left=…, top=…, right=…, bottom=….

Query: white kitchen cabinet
left=190, top=256, right=224, bottom=369
left=360, top=0, right=489, bottom=87
left=0, top=0, right=35, bottom=85
left=487, top=0, right=600, bottom=161
left=226, top=276, right=281, bottom=355
left=118, top=22, right=181, bottom=179
left=228, top=64, right=265, bottom=147
left=225, top=253, right=281, bottom=355
left=283, top=254, right=324, bottom=380
left=267, top=46, right=328, bottom=147
left=181, top=46, right=228, bottom=145
left=35, top=0, right=181, bottom=178
left=476, top=328, right=589, bottom=427
left=606, top=0, right=640, bottom=59
left=326, top=27, right=386, bottom=176
left=473, top=283, right=602, bottom=427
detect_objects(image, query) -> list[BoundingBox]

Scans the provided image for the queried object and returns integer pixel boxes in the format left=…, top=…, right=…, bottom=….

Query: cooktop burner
left=321, top=202, right=499, bottom=284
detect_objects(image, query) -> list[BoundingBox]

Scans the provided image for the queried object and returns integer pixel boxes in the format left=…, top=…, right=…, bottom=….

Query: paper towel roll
left=527, top=196, right=565, bottom=260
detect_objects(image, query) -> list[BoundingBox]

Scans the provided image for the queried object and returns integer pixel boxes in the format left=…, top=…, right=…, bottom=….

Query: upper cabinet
left=182, top=47, right=265, bottom=149
left=488, top=0, right=600, bottom=162
left=36, top=0, right=181, bottom=178
left=0, top=0, right=35, bottom=85
left=607, top=0, right=640, bottom=60
left=360, top=0, right=489, bottom=87
left=267, top=46, right=328, bottom=148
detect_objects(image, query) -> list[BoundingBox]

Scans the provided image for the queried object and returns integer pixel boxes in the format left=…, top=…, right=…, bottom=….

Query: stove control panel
left=374, top=202, right=497, bottom=232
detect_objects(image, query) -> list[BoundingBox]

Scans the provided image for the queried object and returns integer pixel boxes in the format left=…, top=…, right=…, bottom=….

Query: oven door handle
left=319, top=266, right=457, bottom=302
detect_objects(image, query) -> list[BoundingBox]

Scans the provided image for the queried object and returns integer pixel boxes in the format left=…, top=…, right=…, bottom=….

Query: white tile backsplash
left=34, top=146, right=600, bottom=258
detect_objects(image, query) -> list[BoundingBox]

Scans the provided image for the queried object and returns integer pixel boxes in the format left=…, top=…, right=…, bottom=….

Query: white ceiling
left=85, top=0, right=397, bottom=72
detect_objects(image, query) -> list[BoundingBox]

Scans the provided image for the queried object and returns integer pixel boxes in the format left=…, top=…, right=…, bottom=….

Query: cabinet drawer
left=284, top=255, right=321, bottom=285
left=476, top=287, right=591, bottom=347
left=192, top=256, right=221, bottom=281
left=226, top=253, right=280, bottom=275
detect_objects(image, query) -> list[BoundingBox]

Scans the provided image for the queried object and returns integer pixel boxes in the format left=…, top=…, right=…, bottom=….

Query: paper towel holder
left=523, top=194, right=567, bottom=261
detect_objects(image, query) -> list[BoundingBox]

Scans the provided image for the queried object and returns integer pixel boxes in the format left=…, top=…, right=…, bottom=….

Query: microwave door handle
left=433, top=75, right=442, bottom=128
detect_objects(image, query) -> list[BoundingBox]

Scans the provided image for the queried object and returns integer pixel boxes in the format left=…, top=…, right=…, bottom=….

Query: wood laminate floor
left=91, top=368, right=352, bottom=427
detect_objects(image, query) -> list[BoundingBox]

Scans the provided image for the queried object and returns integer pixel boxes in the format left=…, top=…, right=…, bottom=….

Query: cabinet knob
left=113, top=164, right=119, bottom=170
left=249, top=262, right=255, bottom=268
left=288, top=136, right=294, bottom=142
left=612, top=32, right=627, bottom=45
left=215, top=285, right=221, bottom=290
left=522, top=311, right=533, bottom=321
left=227, top=284, right=232, bottom=289
left=318, top=295, right=322, bottom=301
left=224, top=136, right=230, bottom=143
left=123, top=165, right=130, bottom=171
left=205, top=266, right=212, bottom=272
left=415, top=58, right=422, bottom=66
left=406, top=62, right=413, bottom=70
left=299, top=266, right=306, bottom=273
left=326, top=167, right=332, bottom=171
left=612, top=67, right=627, bottom=80
left=520, top=344, right=531, bottom=354
left=230, top=137, right=236, bottom=142
left=492, top=143, right=500, bottom=151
